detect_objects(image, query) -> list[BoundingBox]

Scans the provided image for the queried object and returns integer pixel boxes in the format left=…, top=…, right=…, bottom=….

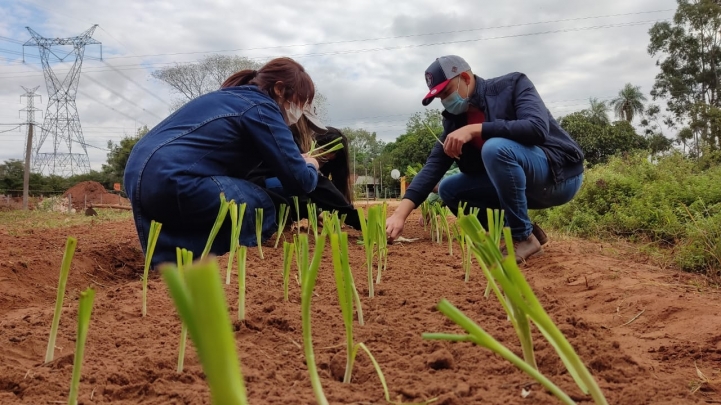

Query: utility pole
left=20, top=86, right=42, bottom=210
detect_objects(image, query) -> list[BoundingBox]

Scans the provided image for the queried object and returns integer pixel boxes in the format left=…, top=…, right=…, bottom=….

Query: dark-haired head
left=315, top=127, right=353, bottom=203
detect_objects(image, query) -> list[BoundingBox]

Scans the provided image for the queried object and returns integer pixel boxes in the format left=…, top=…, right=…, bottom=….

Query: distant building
left=353, top=175, right=379, bottom=198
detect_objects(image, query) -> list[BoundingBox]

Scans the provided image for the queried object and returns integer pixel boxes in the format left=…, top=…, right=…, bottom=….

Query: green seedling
left=283, top=241, right=295, bottom=302
left=162, top=257, right=249, bottom=405
left=300, top=229, right=329, bottom=405
left=237, top=245, right=248, bottom=321
left=142, top=220, right=163, bottom=317
left=274, top=203, right=291, bottom=248
left=176, top=247, right=193, bottom=373
left=45, top=236, right=77, bottom=363
left=67, top=287, right=95, bottom=405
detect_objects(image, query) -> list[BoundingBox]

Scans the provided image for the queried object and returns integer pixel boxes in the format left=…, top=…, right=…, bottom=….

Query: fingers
left=443, top=137, right=462, bottom=159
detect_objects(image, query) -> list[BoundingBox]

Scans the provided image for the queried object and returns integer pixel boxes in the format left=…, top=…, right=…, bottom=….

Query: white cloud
left=0, top=0, right=678, bottom=174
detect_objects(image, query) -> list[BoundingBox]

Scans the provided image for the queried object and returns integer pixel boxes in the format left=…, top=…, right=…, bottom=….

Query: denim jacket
left=404, top=72, right=585, bottom=207
left=124, top=85, right=320, bottom=266
left=125, top=85, right=319, bottom=215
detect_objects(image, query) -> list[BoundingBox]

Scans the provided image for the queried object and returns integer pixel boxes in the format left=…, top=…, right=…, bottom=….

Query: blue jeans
left=128, top=175, right=277, bottom=269
left=438, top=137, right=583, bottom=240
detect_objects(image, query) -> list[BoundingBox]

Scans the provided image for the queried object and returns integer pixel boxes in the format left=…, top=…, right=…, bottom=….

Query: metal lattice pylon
left=23, top=25, right=102, bottom=176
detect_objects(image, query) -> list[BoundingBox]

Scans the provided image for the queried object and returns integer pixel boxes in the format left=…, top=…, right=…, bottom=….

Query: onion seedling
left=45, top=236, right=77, bottom=363
left=176, top=247, right=193, bottom=373
left=294, top=233, right=308, bottom=284
left=282, top=241, right=294, bottom=302
left=436, top=204, right=452, bottom=255
left=307, top=201, right=318, bottom=240
left=201, top=193, right=230, bottom=258
left=67, top=287, right=95, bottom=405
left=237, top=245, right=248, bottom=321
left=300, top=228, right=329, bottom=405
left=307, top=136, right=344, bottom=159
left=423, top=299, right=575, bottom=405
left=356, top=208, right=376, bottom=297
left=255, top=208, right=264, bottom=259
left=423, top=121, right=444, bottom=146
left=323, top=211, right=364, bottom=325
left=226, top=201, right=247, bottom=285
left=292, top=196, right=301, bottom=235
left=142, top=220, right=163, bottom=317
left=330, top=231, right=356, bottom=383
left=377, top=202, right=389, bottom=283
left=458, top=214, right=609, bottom=404
left=420, top=201, right=429, bottom=231
left=274, top=203, right=290, bottom=248
left=161, top=257, right=249, bottom=405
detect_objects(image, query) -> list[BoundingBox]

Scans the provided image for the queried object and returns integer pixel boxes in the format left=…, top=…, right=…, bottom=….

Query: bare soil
left=0, top=205, right=719, bottom=404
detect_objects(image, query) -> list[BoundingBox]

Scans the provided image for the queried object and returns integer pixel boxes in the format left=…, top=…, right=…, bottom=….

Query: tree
left=648, top=0, right=721, bottom=153
left=103, top=125, right=149, bottom=188
left=341, top=127, right=385, bottom=176
left=382, top=109, right=443, bottom=180
left=640, top=104, right=675, bottom=156
left=610, top=83, right=647, bottom=123
left=152, top=54, right=264, bottom=110
left=588, top=97, right=610, bottom=125
left=559, top=112, right=649, bottom=165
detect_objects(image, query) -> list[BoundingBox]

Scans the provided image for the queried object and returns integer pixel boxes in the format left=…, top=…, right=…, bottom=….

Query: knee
left=481, top=137, right=514, bottom=164
left=437, top=178, right=455, bottom=203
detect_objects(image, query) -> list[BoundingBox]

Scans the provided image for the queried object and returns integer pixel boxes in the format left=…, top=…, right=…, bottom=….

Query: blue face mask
left=440, top=77, right=469, bottom=114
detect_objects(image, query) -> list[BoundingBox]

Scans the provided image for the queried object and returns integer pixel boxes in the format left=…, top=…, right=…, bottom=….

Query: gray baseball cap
left=422, top=55, right=472, bottom=106
left=303, top=102, right=327, bottom=134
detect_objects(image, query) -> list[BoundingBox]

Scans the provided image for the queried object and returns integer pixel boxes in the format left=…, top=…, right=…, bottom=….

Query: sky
left=0, top=0, right=678, bottom=174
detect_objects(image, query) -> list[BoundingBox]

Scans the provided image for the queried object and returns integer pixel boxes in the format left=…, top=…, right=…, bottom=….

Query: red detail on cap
left=422, top=78, right=451, bottom=105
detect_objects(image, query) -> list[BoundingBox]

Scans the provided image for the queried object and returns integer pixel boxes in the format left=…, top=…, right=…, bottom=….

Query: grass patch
left=0, top=210, right=132, bottom=234
left=531, top=151, right=721, bottom=276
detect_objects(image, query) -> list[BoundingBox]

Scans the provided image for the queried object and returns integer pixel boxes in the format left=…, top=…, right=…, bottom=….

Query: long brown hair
left=221, top=57, right=315, bottom=106
left=289, top=115, right=314, bottom=154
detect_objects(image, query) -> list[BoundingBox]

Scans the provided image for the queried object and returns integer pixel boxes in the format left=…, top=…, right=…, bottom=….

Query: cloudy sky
left=0, top=0, right=677, bottom=174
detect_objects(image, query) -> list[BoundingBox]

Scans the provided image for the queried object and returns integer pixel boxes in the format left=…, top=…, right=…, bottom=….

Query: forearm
left=391, top=198, right=416, bottom=220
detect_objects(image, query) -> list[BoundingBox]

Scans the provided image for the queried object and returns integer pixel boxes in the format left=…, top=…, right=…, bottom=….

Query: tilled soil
left=0, top=206, right=718, bottom=404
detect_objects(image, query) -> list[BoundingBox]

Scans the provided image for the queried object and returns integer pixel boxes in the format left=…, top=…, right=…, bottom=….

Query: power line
left=0, top=17, right=669, bottom=80
left=96, top=9, right=676, bottom=61
left=0, top=125, right=22, bottom=134
left=1, top=9, right=674, bottom=63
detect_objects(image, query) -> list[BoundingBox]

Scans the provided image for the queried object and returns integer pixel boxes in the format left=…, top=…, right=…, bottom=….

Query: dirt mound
left=62, top=181, right=129, bottom=210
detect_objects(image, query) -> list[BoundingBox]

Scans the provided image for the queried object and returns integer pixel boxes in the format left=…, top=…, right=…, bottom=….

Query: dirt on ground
left=62, top=181, right=129, bottom=211
left=0, top=204, right=719, bottom=404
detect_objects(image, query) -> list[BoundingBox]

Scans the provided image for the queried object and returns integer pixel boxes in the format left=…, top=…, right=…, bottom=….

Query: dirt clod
left=427, top=349, right=455, bottom=370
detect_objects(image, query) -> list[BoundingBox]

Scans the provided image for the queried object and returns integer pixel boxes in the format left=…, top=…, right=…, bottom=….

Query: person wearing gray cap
left=386, top=55, right=585, bottom=264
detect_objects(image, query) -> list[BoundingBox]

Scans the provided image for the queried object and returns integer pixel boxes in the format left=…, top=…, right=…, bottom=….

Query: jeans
left=438, top=137, right=583, bottom=240
left=128, top=174, right=277, bottom=269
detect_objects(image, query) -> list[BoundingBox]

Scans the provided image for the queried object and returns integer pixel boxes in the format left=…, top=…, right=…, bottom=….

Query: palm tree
left=587, top=97, right=610, bottom=125
left=610, top=83, right=647, bottom=122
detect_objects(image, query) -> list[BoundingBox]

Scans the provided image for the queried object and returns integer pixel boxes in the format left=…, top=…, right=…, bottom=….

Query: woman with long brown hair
left=124, top=57, right=323, bottom=268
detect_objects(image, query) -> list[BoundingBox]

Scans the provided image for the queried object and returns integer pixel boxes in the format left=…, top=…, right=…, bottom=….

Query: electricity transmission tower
left=23, top=25, right=102, bottom=176
left=20, top=86, right=42, bottom=210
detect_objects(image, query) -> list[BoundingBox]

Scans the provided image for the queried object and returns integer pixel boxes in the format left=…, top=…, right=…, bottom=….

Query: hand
left=303, top=154, right=319, bottom=170
left=386, top=214, right=406, bottom=243
left=443, top=124, right=480, bottom=159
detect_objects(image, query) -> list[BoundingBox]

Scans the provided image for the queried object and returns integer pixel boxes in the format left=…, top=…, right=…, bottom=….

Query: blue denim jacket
left=124, top=85, right=318, bottom=267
